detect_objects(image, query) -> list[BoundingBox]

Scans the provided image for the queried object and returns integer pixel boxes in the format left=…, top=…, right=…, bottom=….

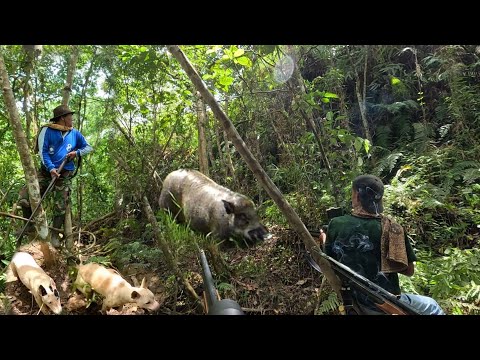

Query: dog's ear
left=39, top=285, right=47, bottom=296
left=140, top=277, right=147, bottom=288
left=131, top=290, right=140, bottom=299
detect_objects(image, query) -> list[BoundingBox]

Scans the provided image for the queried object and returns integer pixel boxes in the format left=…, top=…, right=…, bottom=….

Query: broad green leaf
left=363, top=139, right=371, bottom=153
left=357, top=157, right=364, bottom=166
left=391, top=76, right=401, bottom=85
left=354, top=137, right=363, bottom=152
left=234, top=49, right=245, bottom=58
left=323, top=92, right=339, bottom=99
left=219, top=76, right=234, bottom=86
left=326, top=111, right=334, bottom=121
left=122, top=103, right=135, bottom=112
left=235, top=56, right=252, bottom=67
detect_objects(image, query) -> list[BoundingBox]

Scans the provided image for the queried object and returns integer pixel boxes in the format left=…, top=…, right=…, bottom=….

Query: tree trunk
left=75, top=47, right=97, bottom=243
left=223, top=99, right=236, bottom=183
left=167, top=45, right=342, bottom=297
left=0, top=49, right=54, bottom=266
left=62, top=45, right=80, bottom=249
left=21, top=47, right=42, bottom=134
left=76, top=46, right=97, bottom=133
left=205, top=111, right=215, bottom=174
left=65, top=202, right=73, bottom=250
left=22, top=46, right=35, bottom=148
left=214, top=119, right=226, bottom=178
left=349, top=46, right=372, bottom=143
left=196, top=91, right=209, bottom=176
left=62, top=45, right=79, bottom=106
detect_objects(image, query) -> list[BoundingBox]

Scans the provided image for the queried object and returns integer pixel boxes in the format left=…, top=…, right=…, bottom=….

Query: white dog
left=73, top=262, right=160, bottom=313
left=6, top=252, right=62, bottom=315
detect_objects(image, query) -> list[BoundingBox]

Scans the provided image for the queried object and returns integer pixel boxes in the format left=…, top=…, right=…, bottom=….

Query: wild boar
left=159, top=169, right=269, bottom=245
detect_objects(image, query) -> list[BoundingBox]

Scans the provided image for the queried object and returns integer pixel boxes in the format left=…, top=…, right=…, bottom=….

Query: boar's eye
left=54, top=289, right=60, bottom=297
left=236, top=213, right=249, bottom=227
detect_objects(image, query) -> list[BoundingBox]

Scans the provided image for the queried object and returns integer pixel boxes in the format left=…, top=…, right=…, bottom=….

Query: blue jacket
left=38, top=127, right=93, bottom=172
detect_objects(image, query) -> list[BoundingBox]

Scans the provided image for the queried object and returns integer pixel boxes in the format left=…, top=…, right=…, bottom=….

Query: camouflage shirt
left=325, top=215, right=417, bottom=295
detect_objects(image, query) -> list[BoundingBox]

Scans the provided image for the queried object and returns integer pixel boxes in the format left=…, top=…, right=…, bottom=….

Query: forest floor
left=0, top=225, right=331, bottom=316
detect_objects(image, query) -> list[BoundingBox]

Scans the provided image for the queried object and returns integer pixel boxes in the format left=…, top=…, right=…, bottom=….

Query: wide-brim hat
left=50, top=105, right=75, bottom=122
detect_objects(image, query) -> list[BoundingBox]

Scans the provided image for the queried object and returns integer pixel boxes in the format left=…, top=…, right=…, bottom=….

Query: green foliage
left=411, top=122, right=432, bottom=152
left=383, top=147, right=480, bottom=252
left=315, top=291, right=340, bottom=315
left=401, top=248, right=480, bottom=314
left=0, top=261, right=8, bottom=293
left=373, top=151, right=403, bottom=177
left=262, top=199, right=288, bottom=227
left=107, top=239, right=162, bottom=269
left=155, top=210, right=204, bottom=258
left=217, top=281, right=234, bottom=293
left=85, top=256, right=112, bottom=267
left=200, top=45, right=254, bottom=93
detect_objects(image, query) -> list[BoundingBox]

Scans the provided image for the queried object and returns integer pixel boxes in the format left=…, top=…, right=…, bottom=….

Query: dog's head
left=130, top=278, right=160, bottom=312
left=39, top=279, right=62, bottom=314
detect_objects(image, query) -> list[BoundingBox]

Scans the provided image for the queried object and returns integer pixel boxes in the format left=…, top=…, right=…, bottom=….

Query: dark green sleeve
left=404, top=232, right=417, bottom=262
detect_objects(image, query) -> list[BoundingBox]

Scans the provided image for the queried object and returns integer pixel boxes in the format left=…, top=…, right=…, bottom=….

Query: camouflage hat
left=50, top=105, right=75, bottom=122
left=353, top=174, right=384, bottom=213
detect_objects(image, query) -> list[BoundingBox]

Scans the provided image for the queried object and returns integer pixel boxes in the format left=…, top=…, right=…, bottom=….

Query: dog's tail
left=4, top=262, right=19, bottom=283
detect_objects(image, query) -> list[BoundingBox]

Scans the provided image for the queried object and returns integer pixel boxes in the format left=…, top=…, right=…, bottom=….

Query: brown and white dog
left=6, top=252, right=62, bottom=315
left=73, top=263, right=160, bottom=313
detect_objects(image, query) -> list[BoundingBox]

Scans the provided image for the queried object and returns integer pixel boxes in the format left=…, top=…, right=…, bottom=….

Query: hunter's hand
left=67, top=151, right=77, bottom=160
left=50, top=169, right=60, bottom=179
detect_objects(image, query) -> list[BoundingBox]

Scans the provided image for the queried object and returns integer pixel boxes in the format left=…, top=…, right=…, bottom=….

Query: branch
left=0, top=212, right=62, bottom=232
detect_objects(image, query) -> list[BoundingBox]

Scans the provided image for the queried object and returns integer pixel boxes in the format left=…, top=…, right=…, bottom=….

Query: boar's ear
left=39, top=284, right=47, bottom=296
left=131, top=290, right=140, bottom=299
left=140, top=277, right=147, bottom=288
left=222, top=200, right=235, bottom=214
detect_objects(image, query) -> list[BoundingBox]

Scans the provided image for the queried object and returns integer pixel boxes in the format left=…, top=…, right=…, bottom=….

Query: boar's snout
left=248, top=225, right=270, bottom=243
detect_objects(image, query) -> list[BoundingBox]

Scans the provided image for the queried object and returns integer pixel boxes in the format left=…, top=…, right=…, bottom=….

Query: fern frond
left=462, top=168, right=480, bottom=184
left=451, top=161, right=480, bottom=172
left=374, top=152, right=404, bottom=176
left=411, top=122, right=431, bottom=152
left=315, top=291, right=340, bottom=315
left=374, top=125, right=392, bottom=148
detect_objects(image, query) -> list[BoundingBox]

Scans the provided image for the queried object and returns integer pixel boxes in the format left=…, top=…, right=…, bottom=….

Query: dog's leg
left=32, top=292, right=47, bottom=315
left=101, top=295, right=123, bottom=314
left=101, top=296, right=113, bottom=313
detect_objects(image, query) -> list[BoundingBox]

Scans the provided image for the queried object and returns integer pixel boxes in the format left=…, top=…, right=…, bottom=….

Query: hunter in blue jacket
left=18, top=104, right=93, bottom=247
